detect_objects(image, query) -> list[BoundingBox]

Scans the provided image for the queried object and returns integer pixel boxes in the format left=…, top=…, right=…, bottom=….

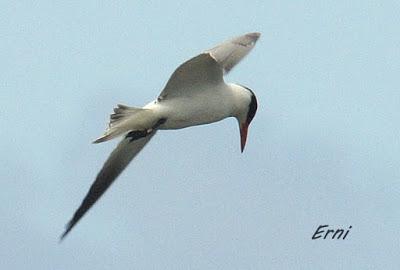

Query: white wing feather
left=159, top=32, right=260, bottom=100
left=206, top=32, right=260, bottom=74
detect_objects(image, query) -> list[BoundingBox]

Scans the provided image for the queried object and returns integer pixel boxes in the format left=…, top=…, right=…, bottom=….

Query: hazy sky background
left=1, top=1, right=400, bottom=269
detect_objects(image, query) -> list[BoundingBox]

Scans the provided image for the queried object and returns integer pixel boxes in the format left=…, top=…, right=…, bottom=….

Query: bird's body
left=61, top=32, right=261, bottom=240
left=143, top=83, right=247, bottom=130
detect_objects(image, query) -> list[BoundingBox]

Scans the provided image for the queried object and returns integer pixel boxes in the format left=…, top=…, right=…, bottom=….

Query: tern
left=61, top=32, right=260, bottom=240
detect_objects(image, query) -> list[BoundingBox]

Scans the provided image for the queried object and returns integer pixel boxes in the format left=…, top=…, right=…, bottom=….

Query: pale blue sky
left=1, top=1, right=400, bottom=269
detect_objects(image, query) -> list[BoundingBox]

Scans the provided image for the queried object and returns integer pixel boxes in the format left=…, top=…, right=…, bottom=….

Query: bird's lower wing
left=60, top=131, right=156, bottom=240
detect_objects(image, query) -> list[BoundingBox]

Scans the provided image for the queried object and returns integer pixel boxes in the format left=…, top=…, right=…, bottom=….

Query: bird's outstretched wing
left=206, top=32, right=260, bottom=74
left=60, top=131, right=156, bottom=240
left=158, top=32, right=260, bottom=100
left=158, top=53, right=223, bottom=100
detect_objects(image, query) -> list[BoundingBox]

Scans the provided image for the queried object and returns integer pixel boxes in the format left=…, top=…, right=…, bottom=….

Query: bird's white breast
left=145, top=83, right=238, bottom=130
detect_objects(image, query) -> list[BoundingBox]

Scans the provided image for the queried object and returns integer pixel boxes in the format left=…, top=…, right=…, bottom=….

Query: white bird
left=61, top=32, right=260, bottom=240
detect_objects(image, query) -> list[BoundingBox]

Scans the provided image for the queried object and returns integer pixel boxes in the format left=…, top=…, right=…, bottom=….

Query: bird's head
left=234, top=84, right=258, bottom=152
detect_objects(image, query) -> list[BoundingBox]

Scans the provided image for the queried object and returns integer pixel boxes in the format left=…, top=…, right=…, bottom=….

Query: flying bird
left=61, top=32, right=260, bottom=240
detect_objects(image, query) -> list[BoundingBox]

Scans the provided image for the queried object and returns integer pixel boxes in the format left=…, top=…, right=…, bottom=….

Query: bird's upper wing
left=205, top=32, right=260, bottom=74
left=60, top=131, right=156, bottom=240
left=158, top=53, right=223, bottom=100
left=158, top=32, right=260, bottom=100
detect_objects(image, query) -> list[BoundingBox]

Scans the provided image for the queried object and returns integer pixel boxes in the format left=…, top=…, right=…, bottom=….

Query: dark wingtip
left=247, top=32, right=261, bottom=40
left=59, top=221, right=73, bottom=242
left=59, top=233, right=67, bottom=243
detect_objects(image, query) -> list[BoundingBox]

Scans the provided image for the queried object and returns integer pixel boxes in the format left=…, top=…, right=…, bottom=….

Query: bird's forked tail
left=93, top=104, right=155, bottom=143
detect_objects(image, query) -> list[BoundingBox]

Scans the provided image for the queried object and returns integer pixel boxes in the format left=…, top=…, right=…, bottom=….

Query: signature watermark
left=312, top=225, right=352, bottom=240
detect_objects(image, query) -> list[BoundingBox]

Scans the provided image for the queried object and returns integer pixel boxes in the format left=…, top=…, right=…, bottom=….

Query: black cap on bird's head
left=238, top=86, right=258, bottom=152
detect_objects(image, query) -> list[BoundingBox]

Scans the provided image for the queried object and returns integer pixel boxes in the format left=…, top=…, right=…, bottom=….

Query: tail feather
left=93, top=104, right=156, bottom=144
left=93, top=133, right=116, bottom=144
left=109, top=104, right=142, bottom=128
